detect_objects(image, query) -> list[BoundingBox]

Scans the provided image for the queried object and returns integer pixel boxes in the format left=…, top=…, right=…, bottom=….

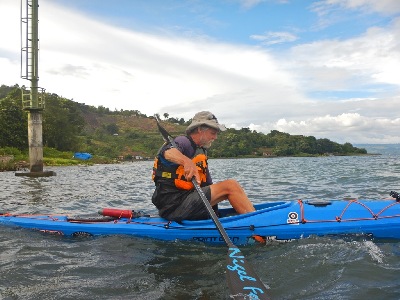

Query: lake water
left=1, top=155, right=400, bottom=299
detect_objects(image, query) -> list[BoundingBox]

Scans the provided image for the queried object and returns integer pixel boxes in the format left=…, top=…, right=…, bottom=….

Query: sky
left=1, top=0, right=400, bottom=144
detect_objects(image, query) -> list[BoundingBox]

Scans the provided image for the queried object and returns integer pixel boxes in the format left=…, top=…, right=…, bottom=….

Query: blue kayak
left=73, top=152, right=92, bottom=160
left=1, top=195, right=400, bottom=245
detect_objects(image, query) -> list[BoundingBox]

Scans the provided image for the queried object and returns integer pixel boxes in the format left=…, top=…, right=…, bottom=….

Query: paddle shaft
left=190, top=177, right=234, bottom=246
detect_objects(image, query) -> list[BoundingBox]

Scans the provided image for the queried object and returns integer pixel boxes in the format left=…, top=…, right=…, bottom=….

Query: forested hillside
left=0, top=84, right=367, bottom=161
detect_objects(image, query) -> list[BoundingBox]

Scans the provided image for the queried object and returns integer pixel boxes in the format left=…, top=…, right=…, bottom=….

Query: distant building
left=259, top=148, right=276, bottom=157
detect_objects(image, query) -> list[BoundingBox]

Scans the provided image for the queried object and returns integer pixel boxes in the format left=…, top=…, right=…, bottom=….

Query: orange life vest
left=152, top=145, right=208, bottom=190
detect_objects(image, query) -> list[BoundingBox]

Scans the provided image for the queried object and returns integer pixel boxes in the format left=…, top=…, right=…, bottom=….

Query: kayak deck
left=1, top=199, right=400, bottom=244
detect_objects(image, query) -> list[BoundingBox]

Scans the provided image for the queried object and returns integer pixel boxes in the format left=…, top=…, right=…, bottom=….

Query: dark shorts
left=164, top=186, right=212, bottom=221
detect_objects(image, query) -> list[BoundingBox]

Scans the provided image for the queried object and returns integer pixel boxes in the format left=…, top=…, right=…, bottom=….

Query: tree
left=42, top=94, right=85, bottom=151
left=105, top=123, right=119, bottom=134
left=0, top=84, right=18, bottom=99
left=0, top=87, right=28, bottom=149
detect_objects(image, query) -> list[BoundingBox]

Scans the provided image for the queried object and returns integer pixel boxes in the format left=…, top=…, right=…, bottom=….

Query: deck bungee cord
left=297, top=198, right=400, bottom=224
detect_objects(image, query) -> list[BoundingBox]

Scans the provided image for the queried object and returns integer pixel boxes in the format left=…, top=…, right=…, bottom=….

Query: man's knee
left=223, top=179, right=242, bottom=192
left=210, top=179, right=243, bottom=196
left=223, top=179, right=238, bottom=185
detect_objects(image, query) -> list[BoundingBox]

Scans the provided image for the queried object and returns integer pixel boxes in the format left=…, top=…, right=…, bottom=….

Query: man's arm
left=164, top=148, right=201, bottom=184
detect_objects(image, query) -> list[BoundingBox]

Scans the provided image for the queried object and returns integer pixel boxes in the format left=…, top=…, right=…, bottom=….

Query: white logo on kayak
left=287, top=212, right=299, bottom=225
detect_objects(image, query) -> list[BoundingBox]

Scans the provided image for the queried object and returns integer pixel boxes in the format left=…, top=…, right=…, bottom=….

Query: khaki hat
left=186, top=111, right=227, bottom=134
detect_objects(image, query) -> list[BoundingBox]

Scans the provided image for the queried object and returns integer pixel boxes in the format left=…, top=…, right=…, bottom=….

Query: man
left=152, top=111, right=255, bottom=221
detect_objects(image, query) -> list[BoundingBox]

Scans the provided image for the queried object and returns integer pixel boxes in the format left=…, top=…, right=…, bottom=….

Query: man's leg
left=209, top=179, right=256, bottom=214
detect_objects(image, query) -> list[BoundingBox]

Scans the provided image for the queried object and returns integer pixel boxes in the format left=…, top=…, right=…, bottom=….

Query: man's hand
left=182, top=158, right=201, bottom=185
left=164, top=148, right=201, bottom=184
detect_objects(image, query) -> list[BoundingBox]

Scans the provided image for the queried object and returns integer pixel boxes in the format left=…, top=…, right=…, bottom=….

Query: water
left=1, top=156, right=400, bottom=299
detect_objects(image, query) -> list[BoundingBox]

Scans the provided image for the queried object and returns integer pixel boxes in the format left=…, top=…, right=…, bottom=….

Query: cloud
left=310, top=0, right=400, bottom=30
left=311, top=0, right=400, bottom=20
left=250, top=31, right=299, bottom=45
left=248, top=112, right=400, bottom=144
left=47, top=64, right=90, bottom=78
left=239, top=0, right=266, bottom=9
left=0, top=0, right=399, bottom=144
left=284, top=19, right=400, bottom=90
left=28, top=1, right=299, bottom=117
left=239, top=0, right=289, bottom=9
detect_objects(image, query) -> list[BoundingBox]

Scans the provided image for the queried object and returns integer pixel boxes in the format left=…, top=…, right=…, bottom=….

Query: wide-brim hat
left=185, top=111, right=227, bottom=134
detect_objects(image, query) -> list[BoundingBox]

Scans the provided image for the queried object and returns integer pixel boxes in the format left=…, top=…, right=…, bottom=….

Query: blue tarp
left=73, top=152, right=92, bottom=160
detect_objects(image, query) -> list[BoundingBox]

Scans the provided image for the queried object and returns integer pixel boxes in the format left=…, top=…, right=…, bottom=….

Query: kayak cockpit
left=176, top=201, right=291, bottom=226
left=173, top=201, right=291, bottom=228
left=218, top=201, right=291, bottom=218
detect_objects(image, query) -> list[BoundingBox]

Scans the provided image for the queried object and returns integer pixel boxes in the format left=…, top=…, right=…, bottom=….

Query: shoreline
left=0, top=153, right=381, bottom=172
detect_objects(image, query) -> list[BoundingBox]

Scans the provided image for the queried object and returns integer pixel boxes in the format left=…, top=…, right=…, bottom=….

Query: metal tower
left=18, top=0, right=55, bottom=177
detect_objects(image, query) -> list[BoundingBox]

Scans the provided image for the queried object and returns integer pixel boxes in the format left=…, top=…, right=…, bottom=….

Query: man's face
left=199, top=127, right=218, bottom=149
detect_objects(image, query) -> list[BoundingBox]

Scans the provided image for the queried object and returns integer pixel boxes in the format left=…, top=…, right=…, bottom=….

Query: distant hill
left=354, top=144, right=400, bottom=156
left=0, top=84, right=368, bottom=159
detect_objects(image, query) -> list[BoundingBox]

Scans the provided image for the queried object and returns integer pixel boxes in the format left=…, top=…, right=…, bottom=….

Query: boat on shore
left=1, top=192, right=400, bottom=245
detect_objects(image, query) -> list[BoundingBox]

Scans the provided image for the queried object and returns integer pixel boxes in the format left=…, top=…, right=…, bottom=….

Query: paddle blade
left=226, top=246, right=269, bottom=300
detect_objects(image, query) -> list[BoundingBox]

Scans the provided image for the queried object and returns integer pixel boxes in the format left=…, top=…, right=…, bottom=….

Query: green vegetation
left=0, top=84, right=367, bottom=171
left=0, top=147, right=27, bottom=171
left=208, top=128, right=366, bottom=157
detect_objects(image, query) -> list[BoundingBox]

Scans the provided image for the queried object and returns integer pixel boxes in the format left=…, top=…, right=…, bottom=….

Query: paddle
left=154, top=115, right=269, bottom=299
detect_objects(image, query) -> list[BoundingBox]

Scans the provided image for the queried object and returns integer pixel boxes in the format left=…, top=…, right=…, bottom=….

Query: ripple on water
left=1, top=156, right=400, bottom=299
